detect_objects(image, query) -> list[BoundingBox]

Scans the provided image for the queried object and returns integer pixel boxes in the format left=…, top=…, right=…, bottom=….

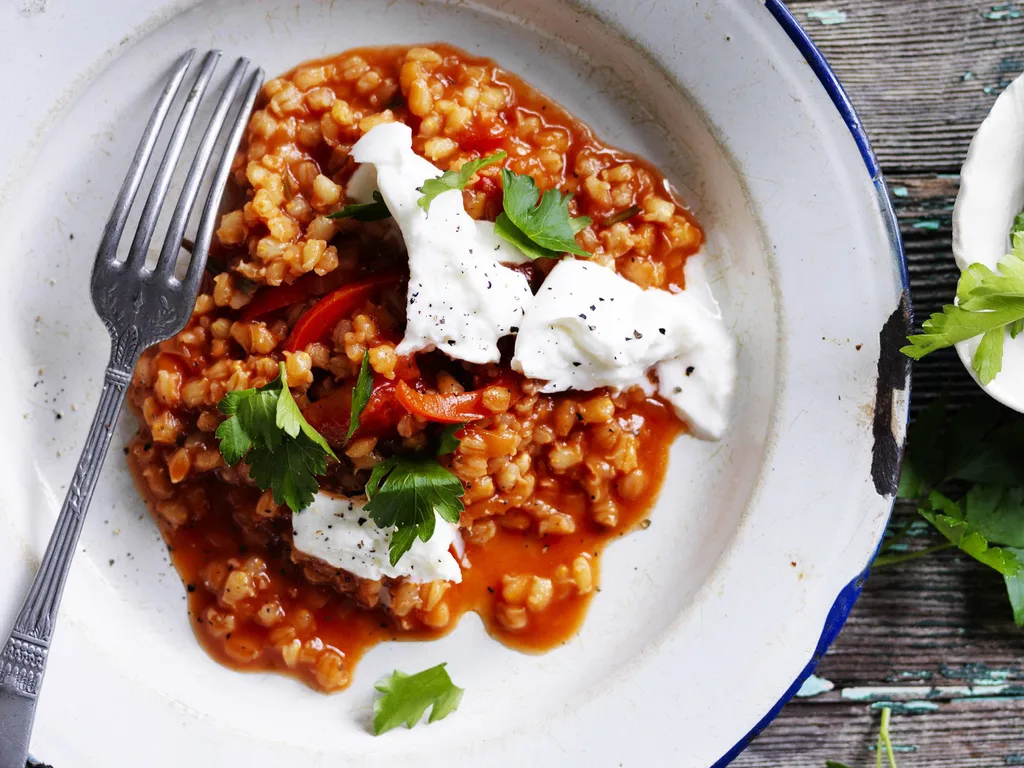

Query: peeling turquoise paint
left=983, top=5, right=1024, bottom=20
left=869, top=700, right=940, bottom=714
left=912, top=220, right=942, bottom=230
left=842, top=685, right=932, bottom=701
left=964, top=70, right=976, bottom=81
left=1005, top=756, right=1024, bottom=765
left=889, top=670, right=935, bottom=682
left=868, top=745, right=919, bottom=754
left=841, top=682, right=1024, bottom=700
left=891, top=186, right=909, bottom=198
left=796, top=674, right=835, bottom=697
left=939, top=662, right=1017, bottom=684
left=806, top=9, right=848, bottom=25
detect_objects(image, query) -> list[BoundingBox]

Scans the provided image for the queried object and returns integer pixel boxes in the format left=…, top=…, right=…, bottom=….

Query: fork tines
left=93, top=49, right=264, bottom=305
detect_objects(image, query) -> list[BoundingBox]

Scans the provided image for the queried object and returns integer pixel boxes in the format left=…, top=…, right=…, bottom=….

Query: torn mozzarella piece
left=511, top=258, right=736, bottom=440
left=349, top=123, right=533, bottom=364
left=290, top=492, right=462, bottom=584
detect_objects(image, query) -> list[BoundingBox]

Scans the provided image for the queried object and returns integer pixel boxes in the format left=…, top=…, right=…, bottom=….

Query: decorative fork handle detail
left=0, top=355, right=138, bottom=767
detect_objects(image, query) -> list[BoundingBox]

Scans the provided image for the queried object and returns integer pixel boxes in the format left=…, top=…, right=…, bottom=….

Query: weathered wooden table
left=735, top=2, right=1024, bottom=766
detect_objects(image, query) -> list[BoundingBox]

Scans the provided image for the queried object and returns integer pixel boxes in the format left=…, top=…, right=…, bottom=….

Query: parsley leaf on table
left=364, top=453, right=465, bottom=565
left=494, top=169, right=592, bottom=259
left=901, top=227, right=1024, bottom=384
left=417, top=151, right=507, bottom=212
left=889, top=396, right=1024, bottom=625
left=327, top=190, right=391, bottom=221
left=917, top=490, right=1021, bottom=576
left=215, top=363, right=337, bottom=512
left=372, top=663, right=464, bottom=735
left=1003, top=548, right=1024, bottom=626
left=963, top=485, right=1024, bottom=548
left=346, top=353, right=374, bottom=442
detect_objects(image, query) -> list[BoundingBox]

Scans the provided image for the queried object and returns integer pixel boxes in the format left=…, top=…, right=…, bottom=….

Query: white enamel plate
left=0, top=1, right=909, bottom=766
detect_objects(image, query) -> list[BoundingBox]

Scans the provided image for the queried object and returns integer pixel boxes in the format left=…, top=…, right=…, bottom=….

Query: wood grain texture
left=734, top=2, right=1024, bottom=766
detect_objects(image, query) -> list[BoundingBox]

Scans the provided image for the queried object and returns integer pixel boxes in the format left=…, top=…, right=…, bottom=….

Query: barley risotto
left=127, top=43, right=736, bottom=693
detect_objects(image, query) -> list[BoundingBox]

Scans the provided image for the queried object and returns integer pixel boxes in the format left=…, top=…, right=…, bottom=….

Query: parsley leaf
left=902, top=229, right=1024, bottom=384
left=346, top=354, right=374, bottom=442
left=918, top=490, right=1021, bottom=576
left=494, top=169, right=592, bottom=259
left=327, top=191, right=391, bottom=221
left=215, top=363, right=336, bottom=512
left=364, top=454, right=465, bottom=565
left=248, top=434, right=328, bottom=513
left=885, top=396, right=1024, bottom=625
left=417, top=151, right=507, bottom=212
left=964, top=485, right=1024, bottom=548
left=372, top=663, right=463, bottom=735
left=436, top=423, right=465, bottom=456
left=1003, top=548, right=1024, bottom=626
left=1013, top=211, right=1024, bottom=240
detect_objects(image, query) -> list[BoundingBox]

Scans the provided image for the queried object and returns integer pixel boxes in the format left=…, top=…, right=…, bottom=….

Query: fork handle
left=0, top=361, right=136, bottom=768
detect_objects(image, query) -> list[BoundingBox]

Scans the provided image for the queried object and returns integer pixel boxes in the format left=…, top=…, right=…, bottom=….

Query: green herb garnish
left=216, top=363, right=337, bottom=512
left=902, top=219, right=1024, bottom=384
left=436, top=423, right=465, bottom=456
left=346, top=354, right=374, bottom=442
left=327, top=191, right=391, bottom=221
left=494, top=168, right=592, bottom=260
left=882, top=395, right=1024, bottom=624
left=372, top=663, right=464, bottom=735
left=364, top=453, right=465, bottom=565
left=417, top=151, right=507, bottom=212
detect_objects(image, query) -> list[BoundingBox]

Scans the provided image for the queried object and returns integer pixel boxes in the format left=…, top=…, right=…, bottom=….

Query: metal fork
left=0, top=49, right=264, bottom=767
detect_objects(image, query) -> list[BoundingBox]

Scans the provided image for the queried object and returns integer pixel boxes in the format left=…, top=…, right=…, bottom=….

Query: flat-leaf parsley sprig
left=494, top=168, right=592, bottom=260
left=415, top=154, right=592, bottom=259
left=215, top=362, right=337, bottom=512
left=881, top=394, right=1024, bottom=625
left=417, top=151, right=507, bottom=212
left=364, top=453, right=465, bottom=566
left=902, top=215, right=1024, bottom=383
left=372, top=663, right=463, bottom=735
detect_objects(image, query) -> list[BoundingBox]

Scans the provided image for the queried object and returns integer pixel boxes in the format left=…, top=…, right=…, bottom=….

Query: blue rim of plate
left=710, top=2, right=911, bottom=766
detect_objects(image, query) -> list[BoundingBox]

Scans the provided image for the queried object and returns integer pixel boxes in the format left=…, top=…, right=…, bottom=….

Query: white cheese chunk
left=349, top=123, right=533, bottom=364
left=290, top=491, right=462, bottom=584
left=512, top=258, right=736, bottom=440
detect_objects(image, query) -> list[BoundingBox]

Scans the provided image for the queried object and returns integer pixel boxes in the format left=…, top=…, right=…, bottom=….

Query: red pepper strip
left=238, top=270, right=327, bottom=321
left=283, top=271, right=404, bottom=352
left=301, top=388, right=353, bottom=446
left=302, top=378, right=408, bottom=445
left=457, top=135, right=506, bottom=155
left=394, top=380, right=494, bottom=424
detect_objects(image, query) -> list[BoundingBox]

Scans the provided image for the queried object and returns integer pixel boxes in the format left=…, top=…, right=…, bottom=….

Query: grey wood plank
left=735, top=1, right=1024, bottom=766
